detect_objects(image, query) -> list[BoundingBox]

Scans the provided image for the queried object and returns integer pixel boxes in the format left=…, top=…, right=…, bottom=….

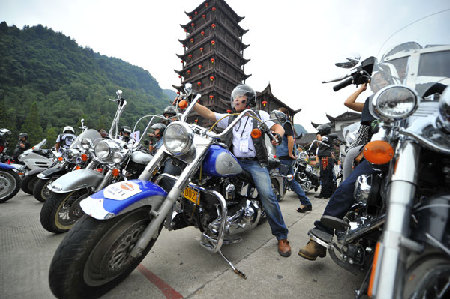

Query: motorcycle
left=314, top=13, right=449, bottom=299
left=17, top=139, right=56, bottom=195
left=33, top=133, right=94, bottom=202
left=40, top=90, right=157, bottom=233
left=292, top=151, right=320, bottom=194
left=48, top=85, right=284, bottom=298
left=0, top=162, right=21, bottom=203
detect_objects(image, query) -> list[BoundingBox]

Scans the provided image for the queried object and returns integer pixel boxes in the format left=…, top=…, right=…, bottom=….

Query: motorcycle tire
left=403, top=250, right=450, bottom=299
left=49, top=207, right=161, bottom=299
left=21, top=174, right=38, bottom=195
left=40, top=188, right=91, bottom=233
left=0, top=169, right=21, bottom=203
left=33, top=177, right=56, bottom=202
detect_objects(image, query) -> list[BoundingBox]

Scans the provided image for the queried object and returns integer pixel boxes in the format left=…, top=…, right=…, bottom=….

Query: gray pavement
left=0, top=190, right=362, bottom=299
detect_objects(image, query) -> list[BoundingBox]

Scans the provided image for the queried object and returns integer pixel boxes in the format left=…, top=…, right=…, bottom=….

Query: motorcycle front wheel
left=49, top=206, right=160, bottom=299
left=0, top=169, right=21, bottom=203
left=21, top=173, right=38, bottom=195
left=33, top=177, right=56, bottom=202
left=40, top=188, right=91, bottom=233
left=403, top=251, right=450, bottom=299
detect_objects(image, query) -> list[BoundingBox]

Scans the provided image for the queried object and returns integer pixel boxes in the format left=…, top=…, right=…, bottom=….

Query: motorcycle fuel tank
left=202, top=144, right=242, bottom=177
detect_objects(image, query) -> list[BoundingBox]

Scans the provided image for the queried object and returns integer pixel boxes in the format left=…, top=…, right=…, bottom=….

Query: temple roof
left=326, top=111, right=361, bottom=122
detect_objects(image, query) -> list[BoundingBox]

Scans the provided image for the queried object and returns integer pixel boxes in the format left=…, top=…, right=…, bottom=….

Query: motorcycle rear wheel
left=0, top=169, right=21, bottom=203
left=21, top=174, right=38, bottom=195
left=49, top=207, right=160, bottom=299
left=33, top=177, right=56, bottom=202
left=40, top=188, right=91, bottom=233
left=403, top=251, right=450, bottom=299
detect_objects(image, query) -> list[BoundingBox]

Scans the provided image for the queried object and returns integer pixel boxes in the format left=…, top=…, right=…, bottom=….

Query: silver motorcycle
left=317, top=12, right=449, bottom=299
left=48, top=85, right=284, bottom=298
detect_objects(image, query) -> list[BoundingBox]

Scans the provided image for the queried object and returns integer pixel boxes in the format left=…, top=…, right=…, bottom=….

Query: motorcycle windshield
left=373, top=10, right=450, bottom=97
left=70, top=129, right=103, bottom=149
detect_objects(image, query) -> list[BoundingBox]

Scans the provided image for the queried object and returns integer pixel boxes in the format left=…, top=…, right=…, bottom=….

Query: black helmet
left=317, top=123, right=331, bottom=136
left=163, top=106, right=177, bottom=117
left=121, top=126, right=132, bottom=134
left=231, top=84, right=256, bottom=108
left=151, top=123, right=166, bottom=134
left=19, top=132, right=28, bottom=139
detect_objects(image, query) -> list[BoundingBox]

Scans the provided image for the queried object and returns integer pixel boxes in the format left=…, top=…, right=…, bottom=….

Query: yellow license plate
left=183, top=186, right=199, bottom=205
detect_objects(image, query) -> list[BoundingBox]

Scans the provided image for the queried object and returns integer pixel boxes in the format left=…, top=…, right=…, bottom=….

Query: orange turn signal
left=250, top=128, right=262, bottom=139
left=368, top=242, right=381, bottom=297
left=363, top=141, right=394, bottom=165
left=81, top=154, right=88, bottom=161
left=112, top=168, right=120, bottom=177
left=75, top=165, right=81, bottom=170
left=178, top=100, right=188, bottom=109
left=58, top=157, right=63, bottom=161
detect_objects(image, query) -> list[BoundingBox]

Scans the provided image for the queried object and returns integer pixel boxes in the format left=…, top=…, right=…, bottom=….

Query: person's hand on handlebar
left=271, top=132, right=282, bottom=146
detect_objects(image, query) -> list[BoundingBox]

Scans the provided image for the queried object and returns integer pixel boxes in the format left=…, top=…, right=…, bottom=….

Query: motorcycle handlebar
left=333, top=77, right=354, bottom=91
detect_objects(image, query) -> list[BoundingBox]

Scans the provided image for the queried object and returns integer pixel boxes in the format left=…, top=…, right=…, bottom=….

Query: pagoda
left=173, top=0, right=251, bottom=122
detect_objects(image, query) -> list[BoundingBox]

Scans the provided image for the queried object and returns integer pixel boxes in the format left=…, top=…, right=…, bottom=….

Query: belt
left=238, top=157, right=258, bottom=161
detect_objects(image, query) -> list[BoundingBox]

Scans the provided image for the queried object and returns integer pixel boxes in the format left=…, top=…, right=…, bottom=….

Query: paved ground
left=0, top=189, right=362, bottom=299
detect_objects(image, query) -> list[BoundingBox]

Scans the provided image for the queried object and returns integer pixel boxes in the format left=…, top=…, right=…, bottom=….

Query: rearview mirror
left=335, top=53, right=361, bottom=69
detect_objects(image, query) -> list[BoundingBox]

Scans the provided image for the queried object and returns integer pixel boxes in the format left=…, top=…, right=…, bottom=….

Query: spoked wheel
left=40, top=188, right=91, bottom=233
left=403, top=253, right=450, bottom=299
left=49, top=207, right=161, bottom=299
left=33, top=177, right=56, bottom=202
left=0, top=169, right=21, bottom=203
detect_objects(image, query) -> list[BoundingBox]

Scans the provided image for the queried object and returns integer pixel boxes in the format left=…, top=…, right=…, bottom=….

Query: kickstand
left=218, top=250, right=247, bottom=280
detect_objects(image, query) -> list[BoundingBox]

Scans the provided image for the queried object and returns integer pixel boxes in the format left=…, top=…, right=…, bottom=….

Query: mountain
left=0, top=22, right=171, bottom=146
left=163, top=89, right=177, bottom=101
left=294, top=124, right=307, bottom=136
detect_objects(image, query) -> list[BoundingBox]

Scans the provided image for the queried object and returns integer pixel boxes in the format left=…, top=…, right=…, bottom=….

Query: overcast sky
left=1, top=0, right=449, bottom=131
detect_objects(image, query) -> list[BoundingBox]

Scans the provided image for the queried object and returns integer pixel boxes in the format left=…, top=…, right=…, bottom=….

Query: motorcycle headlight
left=437, top=87, right=450, bottom=133
left=81, top=138, right=90, bottom=149
left=164, top=121, right=193, bottom=156
left=112, top=151, right=124, bottom=164
left=370, top=85, right=419, bottom=122
left=94, top=140, right=120, bottom=163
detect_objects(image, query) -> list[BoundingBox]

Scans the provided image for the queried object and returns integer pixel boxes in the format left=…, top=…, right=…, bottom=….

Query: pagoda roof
left=326, top=111, right=361, bottom=122
left=256, top=83, right=297, bottom=113
left=186, top=0, right=245, bottom=25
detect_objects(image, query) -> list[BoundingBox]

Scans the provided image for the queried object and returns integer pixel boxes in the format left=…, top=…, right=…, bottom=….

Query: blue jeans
left=280, top=159, right=311, bottom=206
left=239, top=160, right=289, bottom=240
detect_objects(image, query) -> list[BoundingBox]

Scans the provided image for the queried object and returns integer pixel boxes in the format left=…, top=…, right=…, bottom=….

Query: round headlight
left=94, top=140, right=111, bottom=160
left=163, top=122, right=193, bottom=155
left=370, top=85, right=419, bottom=122
left=81, top=138, right=90, bottom=149
left=112, top=151, right=124, bottom=164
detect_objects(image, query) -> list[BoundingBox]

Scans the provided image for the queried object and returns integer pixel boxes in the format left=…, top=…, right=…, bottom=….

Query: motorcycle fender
left=50, top=169, right=105, bottom=193
left=80, top=180, right=167, bottom=220
left=38, top=165, right=66, bottom=179
left=0, top=162, right=15, bottom=170
left=413, top=194, right=450, bottom=245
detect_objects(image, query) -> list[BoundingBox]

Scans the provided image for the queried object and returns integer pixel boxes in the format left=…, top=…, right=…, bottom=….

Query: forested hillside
left=0, top=21, right=171, bottom=147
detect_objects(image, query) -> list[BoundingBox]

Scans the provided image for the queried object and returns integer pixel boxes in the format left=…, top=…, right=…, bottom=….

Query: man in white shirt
left=193, top=84, right=292, bottom=257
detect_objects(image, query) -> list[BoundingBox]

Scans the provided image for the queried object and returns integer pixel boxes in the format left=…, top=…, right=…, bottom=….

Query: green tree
left=20, top=101, right=43, bottom=145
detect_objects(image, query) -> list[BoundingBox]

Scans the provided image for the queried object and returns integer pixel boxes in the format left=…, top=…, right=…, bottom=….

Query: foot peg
left=320, top=215, right=348, bottom=232
left=308, top=228, right=333, bottom=248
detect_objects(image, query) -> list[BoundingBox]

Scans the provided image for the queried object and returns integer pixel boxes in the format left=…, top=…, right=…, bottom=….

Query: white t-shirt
left=214, top=110, right=274, bottom=158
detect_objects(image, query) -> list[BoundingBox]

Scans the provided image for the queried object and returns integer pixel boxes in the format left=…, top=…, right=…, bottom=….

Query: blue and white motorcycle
left=49, top=86, right=280, bottom=298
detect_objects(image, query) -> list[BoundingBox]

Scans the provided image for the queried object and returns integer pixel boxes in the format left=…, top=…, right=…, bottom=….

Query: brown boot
left=298, top=239, right=326, bottom=261
left=278, top=239, right=292, bottom=257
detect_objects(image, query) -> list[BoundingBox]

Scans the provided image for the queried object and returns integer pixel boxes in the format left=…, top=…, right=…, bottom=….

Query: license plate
left=183, top=186, right=199, bottom=205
